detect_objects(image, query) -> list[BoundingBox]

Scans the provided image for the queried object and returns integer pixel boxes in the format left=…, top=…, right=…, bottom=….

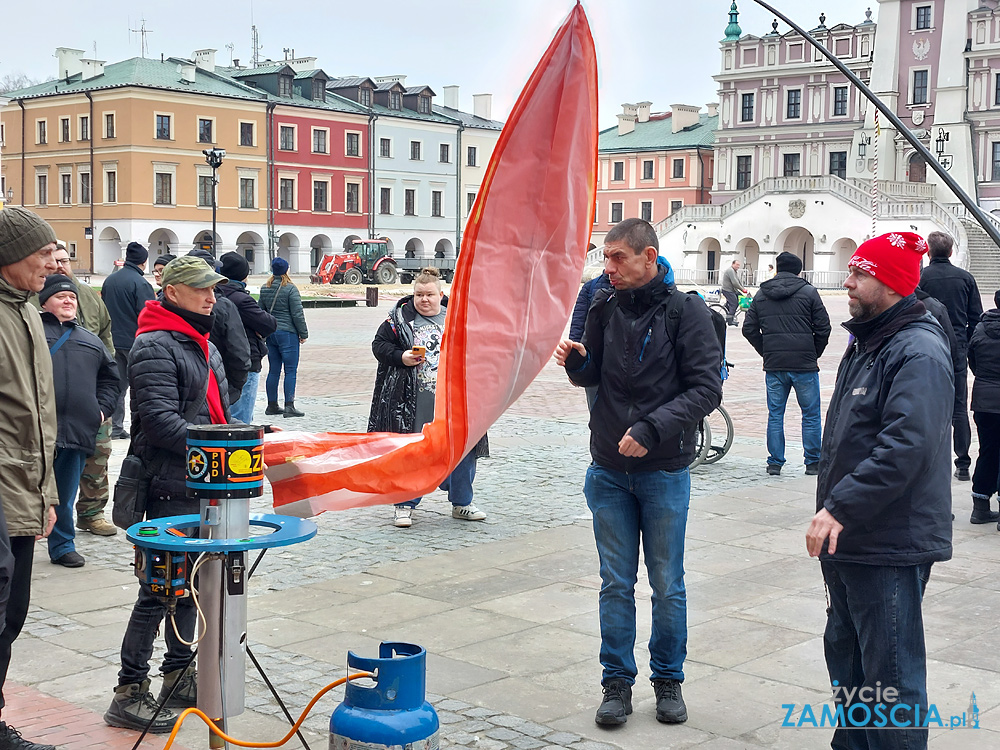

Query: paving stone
left=436, top=698, right=474, bottom=711
left=484, top=727, right=522, bottom=741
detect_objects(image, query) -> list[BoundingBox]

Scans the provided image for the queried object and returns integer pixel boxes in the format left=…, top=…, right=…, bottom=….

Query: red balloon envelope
left=264, top=3, right=599, bottom=515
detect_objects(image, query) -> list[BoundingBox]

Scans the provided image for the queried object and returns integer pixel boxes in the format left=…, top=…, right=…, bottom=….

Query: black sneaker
left=805, top=463, right=820, bottom=476
left=595, top=679, right=632, bottom=726
left=766, top=464, right=781, bottom=476
left=652, top=678, right=688, bottom=723
left=955, top=467, right=971, bottom=481
left=51, top=551, right=85, bottom=568
left=0, top=723, right=56, bottom=750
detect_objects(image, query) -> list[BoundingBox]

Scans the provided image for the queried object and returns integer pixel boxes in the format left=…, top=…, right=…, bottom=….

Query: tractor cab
left=310, top=239, right=398, bottom=285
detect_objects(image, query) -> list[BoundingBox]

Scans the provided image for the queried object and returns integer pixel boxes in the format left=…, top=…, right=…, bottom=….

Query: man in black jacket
left=806, top=232, right=953, bottom=750
left=742, top=251, right=830, bottom=476
left=969, top=291, right=1000, bottom=527
left=555, top=219, right=721, bottom=728
left=101, top=242, right=154, bottom=438
left=919, top=231, right=983, bottom=481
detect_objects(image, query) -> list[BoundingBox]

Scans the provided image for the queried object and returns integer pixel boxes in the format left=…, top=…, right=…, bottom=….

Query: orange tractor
left=311, top=239, right=399, bottom=285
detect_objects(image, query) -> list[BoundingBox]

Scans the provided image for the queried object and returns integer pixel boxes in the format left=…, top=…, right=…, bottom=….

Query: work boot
left=594, top=678, right=632, bottom=726
left=265, top=401, right=282, bottom=416
left=159, top=664, right=197, bottom=708
left=104, top=679, right=178, bottom=733
left=971, top=493, right=999, bottom=525
left=0, top=722, right=56, bottom=750
left=283, top=401, right=305, bottom=418
left=77, top=514, right=118, bottom=536
left=652, top=678, right=688, bottom=723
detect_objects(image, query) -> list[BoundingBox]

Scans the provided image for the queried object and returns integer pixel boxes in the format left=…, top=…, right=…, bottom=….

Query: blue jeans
left=231, top=370, right=260, bottom=423
left=49, top=447, right=87, bottom=560
left=822, top=562, right=932, bottom=750
left=584, top=463, right=690, bottom=684
left=765, top=370, right=821, bottom=467
left=398, top=450, right=477, bottom=508
left=266, top=330, right=300, bottom=403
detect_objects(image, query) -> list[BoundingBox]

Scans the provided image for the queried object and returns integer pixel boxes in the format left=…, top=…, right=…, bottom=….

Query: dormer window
left=312, top=80, right=325, bottom=102
left=390, top=91, right=402, bottom=110
left=418, top=96, right=430, bottom=114
left=359, top=87, right=371, bottom=107
left=278, top=75, right=293, bottom=98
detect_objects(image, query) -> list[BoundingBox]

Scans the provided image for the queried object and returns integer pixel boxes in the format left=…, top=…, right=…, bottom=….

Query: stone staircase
left=958, top=217, right=1000, bottom=293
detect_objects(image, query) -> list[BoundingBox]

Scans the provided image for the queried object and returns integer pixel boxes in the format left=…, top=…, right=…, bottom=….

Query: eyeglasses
left=54, top=258, right=71, bottom=266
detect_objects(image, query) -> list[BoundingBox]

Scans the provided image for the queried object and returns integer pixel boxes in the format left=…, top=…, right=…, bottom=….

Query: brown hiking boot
left=77, top=515, right=118, bottom=536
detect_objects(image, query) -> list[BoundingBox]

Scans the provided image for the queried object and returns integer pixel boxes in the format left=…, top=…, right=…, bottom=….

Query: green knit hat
left=0, top=206, right=58, bottom=267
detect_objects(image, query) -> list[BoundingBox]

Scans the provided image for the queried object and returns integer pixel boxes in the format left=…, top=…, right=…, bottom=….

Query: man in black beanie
left=742, top=251, right=831, bottom=476
left=151, top=253, right=177, bottom=291
left=101, top=242, right=154, bottom=439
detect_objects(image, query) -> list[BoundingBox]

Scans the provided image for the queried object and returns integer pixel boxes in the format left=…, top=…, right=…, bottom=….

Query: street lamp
left=203, top=148, right=226, bottom=256
left=3, top=187, right=13, bottom=206
left=934, top=128, right=949, bottom=158
left=857, top=135, right=870, bottom=158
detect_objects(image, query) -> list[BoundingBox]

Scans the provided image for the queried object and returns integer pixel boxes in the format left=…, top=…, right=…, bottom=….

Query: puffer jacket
left=919, top=257, right=983, bottom=346
left=970, top=308, right=1000, bottom=413
left=216, top=280, right=277, bottom=372
left=101, top=261, right=155, bottom=350
left=259, top=280, right=308, bottom=340
left=0, top=275, right=59, bottom=535
left=817, top=297, right=953, bottom=565
left=741, top=273, right=831, bottom=372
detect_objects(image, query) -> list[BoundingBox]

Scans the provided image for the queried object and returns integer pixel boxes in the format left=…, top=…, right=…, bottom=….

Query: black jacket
left=741, top=273, right=831, bottom=372
left=570, top=275, right=613, bottom=342
left=916, top=287, right=963, bottom=386
left=816, top=297, right=953, bottom=565
left=216, top=280, right=277, bottom=372
left=970, top=309, right=1000, bottom=413
left=919, top=257, right=984, bottom=347
left=41, top=313, right=120, bottom=454
left=101, top=262, right=155, bottom=350
left=565, top=268, right=723, bottom=472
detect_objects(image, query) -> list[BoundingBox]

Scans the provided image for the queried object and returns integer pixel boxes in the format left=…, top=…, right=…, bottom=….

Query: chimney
left=636, top=101, right=652, bottom=123
left=706, top=102, right=719, bottom=117
left=287, top=56, right=318, bottom=73
left=374, top=75, right=406, bottom=86
left=443, top=85, right=460, bottom=109
left=80, top=58, right=106, bottom=81
left=56, top=47, right=85, bottom=80
left=617, top=103, right=638, bottom=135
left=473, top=93, right=492, bottom=120
left=178, top=62, right=197, bottom=83
left=669, top=104, right=701, bottom=133
left=193, top=49, right=216, bottom=72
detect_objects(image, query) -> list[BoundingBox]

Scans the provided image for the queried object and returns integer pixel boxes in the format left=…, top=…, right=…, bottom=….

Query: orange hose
left=161, top=671, right=374, bottom=749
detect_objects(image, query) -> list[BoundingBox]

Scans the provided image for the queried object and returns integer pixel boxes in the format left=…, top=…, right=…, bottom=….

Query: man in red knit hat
left=806, top=232, right=954, bottom=749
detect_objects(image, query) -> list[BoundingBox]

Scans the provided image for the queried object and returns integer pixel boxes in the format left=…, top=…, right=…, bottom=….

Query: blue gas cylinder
left=330, top=642, right=439, bottom=750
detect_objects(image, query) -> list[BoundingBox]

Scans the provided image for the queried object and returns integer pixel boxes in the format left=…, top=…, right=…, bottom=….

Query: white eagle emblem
left=887, top=233, right=907, bottom=248
left=913, top=38, right=930, bottom=61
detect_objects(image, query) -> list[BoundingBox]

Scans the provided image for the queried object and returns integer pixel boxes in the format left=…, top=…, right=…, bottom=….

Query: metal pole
left=752, top=0, right=1000, bottom=250
left=212, top=165, right=218, bottom=256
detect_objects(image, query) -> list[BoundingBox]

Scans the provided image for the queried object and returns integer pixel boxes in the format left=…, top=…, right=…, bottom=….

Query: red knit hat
left=847, top=231, right=928, bottom=297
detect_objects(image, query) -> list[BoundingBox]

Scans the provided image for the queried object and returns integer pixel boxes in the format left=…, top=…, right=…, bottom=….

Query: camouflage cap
left=160, top=254, right=227, bottom=289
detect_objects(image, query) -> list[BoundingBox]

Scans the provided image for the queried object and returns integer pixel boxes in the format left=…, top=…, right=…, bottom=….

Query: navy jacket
left=919, top=257, right=983, bottom=347
left=570, top=275, right=613, bottom=342
left=741, top=273, right=831, bottom=372
left=216, top=280, right=277, bottom=372
left=969, top=309, right=1000, bottom=413
left=101, top=262, right=155, bottom=351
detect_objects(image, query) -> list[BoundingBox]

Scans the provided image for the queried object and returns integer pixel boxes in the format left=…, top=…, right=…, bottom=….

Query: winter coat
left=101, top=261, right=155, bottom=351
left=0, top=274, right=58, bottom=536
left=969, top=309, right=1000, bottom=413
left=919, top=257, right=984, bottom=347
left=742, top=273, right=831, bottom=372
left=40, top=313, right=120, bottom=454
left=216, top=280, right=277, bottom=372
left=210, top=295, right=251, bottom=402
left=31, top=274, right=114, bottom=356
left=816, top=297, right=953, bottom=566
left=564, top=267, right=723, bottom=472
left=259, top=281, right=308, bottom=340
left=916, top=287, right=963, bottom=388
left=570, top=275, right=613, bottom=342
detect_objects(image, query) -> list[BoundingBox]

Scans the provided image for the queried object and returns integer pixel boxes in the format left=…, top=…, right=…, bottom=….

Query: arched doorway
left=342, top=234, right=362, bottom=251
left=908, top=152, right=927, bottom=183
left=96, top=226, right=124, bottom=274
left=277, top=233, right=299, bottom=263
left=774, top=226, right=815, bottom=271
left=697, top=237, right=722, bottom=284
left=434, top=239, right=454, bottom=259
left=736, top=238, right=761, bottom=285
left=192, top=230, right=221, bottom=254
left=236, top=231, right=264, bottom=274
left=404, top=238, right=425, bottom=259
left=148, top=227, right=179, bottom=258
left=310, top=234, right=333, bottom=269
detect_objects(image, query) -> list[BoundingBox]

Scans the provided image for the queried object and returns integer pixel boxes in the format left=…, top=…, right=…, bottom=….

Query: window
left=912, top=70, right=929, bottom=105
left=380, top=187, right=392, bottom=214
left=279, top=179, right=295, bottom=210
left=156, top=114, right=171, bottom=140
left=346, top=132, right=360, bottom=157
left=37, top=120, right=47, bottom=145
left=240, top=178, right=255, bottom=209
left=105, top=170, right=117, bottom=203
left=783, top=153, right=801, bottom=177
left=240, top=122, right=254, bottom=147
left=68, top=242, right=77, bottom=260
left=346, top=183, right=360, bottom=213
left=37, top=174, right=47, bottom=205
left=404, top=188, right=416, bottom=215
left=916, top=5, right=931, bottom=30
left=833, top=87, right=849, bottom=116
left=312, top=129, right=328, bottom=154
left=642, top=160, right=654, bottom=180
left=641, top=201, right=652, bottom=221
left=786, top=89, right=801, bottom=119
left=996, top=75, right=1000, bottom=107
left=80, top=116, right=90, bottom=142
left=313, top=181, right=328, bottom=211
left=380, top=138, right=391, bottom=158
left=199, top=118, right=213, bottom=143
left=418, top=96, right=430, bottom=114
left=105, top=113, right=115, bottom=138
left=312, top=80, right=326, bottom=102
left=410, top=141, right=421, bottom=160
left=198, top=175, right=213, bottom=207
left=736, top=155, right=752, bottom=189
left=80, top=172, right=91, bottom=204
left=359, top=87, right=372, bottom=107
left=610, top=202, right=623, bottom=224
left=467, top=146, right=478, bottom=167
left=60, top=118, right=70, bottom=142
left=830, top=151, right=848, bottom=179
left=439, top=143, right=450, bottom=163
left=672, top=158, right=685, bottom=179
left=278, top=75, right=292, bottom=98
left=279, top=126, right=295, bottom=151
left=670, top=200, right=683, bottom=214
left=992, top=143, right=1000, bottom=181
left=61, top=174, right=72, bottom=204
left=741, top=93, right=755, bottom=122
left=155, top=173, right=172, bottom=205
left=390, top=91, right=402, bottom=110
left=612, top=161, right=624, bottom=181
left=467, top=192, right=477, bottom=213
left=432, top=190, right=442, bottom=217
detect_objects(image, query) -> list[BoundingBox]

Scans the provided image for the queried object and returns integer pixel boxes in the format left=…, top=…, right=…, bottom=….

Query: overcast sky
left=2, top=0, right=875, bottom=128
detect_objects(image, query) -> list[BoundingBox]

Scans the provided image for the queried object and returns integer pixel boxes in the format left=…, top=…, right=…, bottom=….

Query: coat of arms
left=788, top=200, right=806, bottom=219
left=913, top=38, right=930, bottom=61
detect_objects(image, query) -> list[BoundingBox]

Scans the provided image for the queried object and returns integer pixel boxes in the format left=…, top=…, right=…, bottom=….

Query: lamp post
left=203, top=148, right=226, bottom=256
left=934, top=128, right=952, bottom=171
left=3, top=187, right=12, bottom=207
left=857, top=135, right=870, bottom=158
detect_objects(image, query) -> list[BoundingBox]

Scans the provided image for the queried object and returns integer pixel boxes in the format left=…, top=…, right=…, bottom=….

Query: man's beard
left=848, top=297, right=879, bottom=321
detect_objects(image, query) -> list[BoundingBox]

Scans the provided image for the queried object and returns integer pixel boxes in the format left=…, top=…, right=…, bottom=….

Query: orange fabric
left=264, top=3, right=599, bottom=515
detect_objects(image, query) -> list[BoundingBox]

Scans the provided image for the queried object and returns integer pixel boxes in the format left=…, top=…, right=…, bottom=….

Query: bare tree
left=0, top=73, right=46, bottom=94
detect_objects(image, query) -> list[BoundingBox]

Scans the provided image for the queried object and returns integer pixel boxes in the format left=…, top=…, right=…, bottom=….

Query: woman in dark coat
left=259, top=257, right=308, bottom=418
left=969, top=290, right=1000, bottom=524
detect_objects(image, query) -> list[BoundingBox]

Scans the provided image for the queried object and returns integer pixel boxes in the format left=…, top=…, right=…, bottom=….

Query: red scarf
left=136, top=301, right=227, bottom=424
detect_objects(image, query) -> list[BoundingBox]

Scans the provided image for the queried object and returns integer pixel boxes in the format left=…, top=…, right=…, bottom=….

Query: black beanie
left=39, top=274, right=78, bottom=306
left=126, top=242, right=148, bottom=265
left=188, top=248, right=220, bottom=271
left=219, top=251, right=249, bottom=281
left=153, top=253, right=177, bottom=269
left=994, top=289, right=1000, bottom=309
left=775, top=252, right=803, bottom=275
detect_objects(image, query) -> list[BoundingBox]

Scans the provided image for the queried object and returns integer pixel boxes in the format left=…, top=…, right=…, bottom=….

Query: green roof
left=598, top=113, right=717, bottom=153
